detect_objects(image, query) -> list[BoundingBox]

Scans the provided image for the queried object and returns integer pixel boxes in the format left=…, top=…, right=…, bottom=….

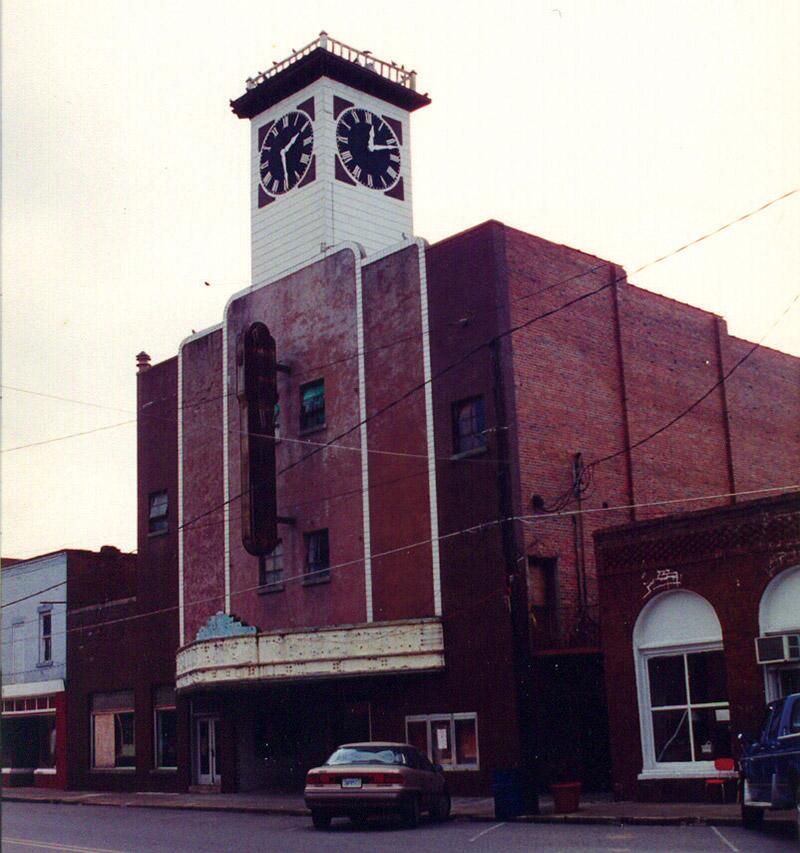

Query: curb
left=1, top=794, right=747, bottom=827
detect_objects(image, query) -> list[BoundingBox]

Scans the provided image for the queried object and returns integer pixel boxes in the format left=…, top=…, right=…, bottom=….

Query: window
left=39, top=610, right=53, bottom=664
left=153, top=686, right=177, bottom=770
left=634, top=590, right=731, bottom=777
left=647, top=651, right=731, bottom=763
left=405, top=713, right=479, bottom=770
left=452, top=396, right=486, bottom=455
left=300, top=379, right=325, bottom=432
left=91, top=691, right=135, bottom=769
left=148, top=490, right=169, bottom=534
left=304, top=529, right=330, bottom=581
left=757, top=567, right=800, bottom=701
left=259, top=540, right=284, bottom=588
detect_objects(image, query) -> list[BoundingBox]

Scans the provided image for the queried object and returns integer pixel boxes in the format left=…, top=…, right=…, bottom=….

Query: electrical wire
left=4, top=191, right=798, bottom=565
left=6, top=187, right=797, bottom=456
left=3, top=482, right=797, bottom=655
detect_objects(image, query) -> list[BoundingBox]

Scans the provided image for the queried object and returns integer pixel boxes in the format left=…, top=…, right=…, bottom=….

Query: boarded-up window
left=92, top=691, right=135, bottom=769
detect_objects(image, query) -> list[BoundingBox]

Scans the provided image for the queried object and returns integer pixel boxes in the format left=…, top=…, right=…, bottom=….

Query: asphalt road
left=2, top=802, right=798, bottom=852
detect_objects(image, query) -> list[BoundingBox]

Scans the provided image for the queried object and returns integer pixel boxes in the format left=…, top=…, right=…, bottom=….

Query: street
left=2, top=802, right=797, bottom=852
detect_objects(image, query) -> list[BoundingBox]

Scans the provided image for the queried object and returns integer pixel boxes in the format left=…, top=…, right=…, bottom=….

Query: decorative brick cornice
left=596, top=498, right=800, bottom=576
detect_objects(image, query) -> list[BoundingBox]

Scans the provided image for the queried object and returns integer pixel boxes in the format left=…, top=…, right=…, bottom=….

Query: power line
left=3, top=483, right=796, bottom=650
left=6, top=187, right=798, bottom=454
left=2, top=420, right=135, bottom=453
left=5, top=189, right=798, bottom=555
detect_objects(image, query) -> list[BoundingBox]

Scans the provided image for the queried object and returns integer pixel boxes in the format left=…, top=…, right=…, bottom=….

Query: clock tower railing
left=245, top=31, right=419, bottom=92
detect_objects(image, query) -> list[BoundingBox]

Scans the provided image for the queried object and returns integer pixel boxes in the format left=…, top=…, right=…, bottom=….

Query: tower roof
left=231, top=32, right=430, bottom=119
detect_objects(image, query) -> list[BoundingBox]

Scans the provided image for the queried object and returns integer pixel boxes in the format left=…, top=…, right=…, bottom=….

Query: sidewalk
left=5, top=786, right=794, bottom=827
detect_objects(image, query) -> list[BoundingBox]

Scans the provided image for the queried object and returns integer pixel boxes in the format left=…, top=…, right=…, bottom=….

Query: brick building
left=594, top=492, right=800, bottom=801
left=133, top=35, right=799, bottom=796
left=63, top=361, right=183, bottom=792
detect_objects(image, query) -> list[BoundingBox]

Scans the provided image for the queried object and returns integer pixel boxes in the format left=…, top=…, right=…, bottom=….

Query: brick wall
left=595, top=492, right=800, bottom=800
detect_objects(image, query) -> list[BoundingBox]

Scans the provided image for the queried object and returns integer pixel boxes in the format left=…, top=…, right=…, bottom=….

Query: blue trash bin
left=492, top=768, right=522, bottom=819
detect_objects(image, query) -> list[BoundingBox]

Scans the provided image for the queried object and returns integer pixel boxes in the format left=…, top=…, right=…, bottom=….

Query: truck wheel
left=741, top=802, right=764, bottom=829
left=311, top=810, right=331, bottom=830
left=794, top=781, right=800, bottom=841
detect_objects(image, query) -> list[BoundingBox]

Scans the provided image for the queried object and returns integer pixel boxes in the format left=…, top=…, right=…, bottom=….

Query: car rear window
left=325, top=747, right=406, bottom=766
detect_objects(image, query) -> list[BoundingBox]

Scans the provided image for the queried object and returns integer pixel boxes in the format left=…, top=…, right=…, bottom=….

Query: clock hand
left=280, top=149, right=288, bottom=181
left=370, top=143, right=398, bottom=151
left=367, top=126, right=376, bottom=152
left=281, top=133, right=300, bottom=156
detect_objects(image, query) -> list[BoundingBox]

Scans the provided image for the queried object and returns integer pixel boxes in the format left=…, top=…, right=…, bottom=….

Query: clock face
left=259, top=110, right=314, bottom=196
left=336, top=108, right=401, bottom=191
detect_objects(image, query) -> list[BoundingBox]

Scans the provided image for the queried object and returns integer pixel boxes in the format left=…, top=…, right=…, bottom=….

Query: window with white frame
left=153, top=685, right=177, bottom=770
left=634, top=590, right=731, bottom=777
left=758, top=566, right=800, bottom=701
left=91, top=691, right=135, bottom=769
left=405, top=713, right=479, bottom=770
left=38, top=609, right=53, bottom=664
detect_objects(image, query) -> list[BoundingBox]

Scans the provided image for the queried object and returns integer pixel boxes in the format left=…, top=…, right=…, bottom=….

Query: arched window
left=758, top=566, right=800, bottom=700
left=633, top=590, right=731, bottom=778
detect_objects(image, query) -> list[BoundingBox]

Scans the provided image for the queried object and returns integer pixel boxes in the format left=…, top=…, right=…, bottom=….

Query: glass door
left=195, top=717, right=220, bottom=785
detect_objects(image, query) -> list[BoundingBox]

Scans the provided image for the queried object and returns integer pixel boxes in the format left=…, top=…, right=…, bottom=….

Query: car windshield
left=324, top=747, right=406, bottom=766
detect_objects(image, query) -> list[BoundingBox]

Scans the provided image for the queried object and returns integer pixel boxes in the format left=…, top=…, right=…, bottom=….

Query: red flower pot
left=551, top=781, right=581, bottom=813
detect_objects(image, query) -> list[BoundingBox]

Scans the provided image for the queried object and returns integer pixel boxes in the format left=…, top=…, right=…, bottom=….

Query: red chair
left=704, top=757, right=735, bottom=802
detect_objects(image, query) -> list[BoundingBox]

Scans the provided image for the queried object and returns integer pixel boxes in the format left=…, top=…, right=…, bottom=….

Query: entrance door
left=195, top=717, right=220, bottom=786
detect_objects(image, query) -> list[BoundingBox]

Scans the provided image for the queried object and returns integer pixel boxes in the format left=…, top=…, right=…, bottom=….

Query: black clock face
left=336, top=108, right=401, bottom=191
left=259, top=110, right=314, bottom=196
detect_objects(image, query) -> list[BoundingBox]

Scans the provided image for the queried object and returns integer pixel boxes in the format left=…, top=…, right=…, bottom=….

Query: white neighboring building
left=2, top=551, right=67, bottom=788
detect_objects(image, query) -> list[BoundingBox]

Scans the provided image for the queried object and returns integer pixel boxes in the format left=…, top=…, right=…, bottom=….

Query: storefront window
left=634, top=590, right=731, bottom=777
left=405, top=713, right=479, bottom=770
left=92, top=691, right=135, bottom=769
left=153, top=686, right=177, bottom=769
left=648, top=651, right=731, bottom=763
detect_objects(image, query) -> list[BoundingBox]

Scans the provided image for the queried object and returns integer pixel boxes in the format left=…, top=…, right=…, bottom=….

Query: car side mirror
left=738, top=730, right=754, bottom=747
left=433, top=764, right=444, bottom=773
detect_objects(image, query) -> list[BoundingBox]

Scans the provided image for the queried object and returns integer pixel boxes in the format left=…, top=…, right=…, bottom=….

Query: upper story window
left=148, top=490, right=169, bottom=535
left=452, top=395, right=486, bottom=455
left=304, top=529, right=330, bottom=582
left=259, top=540, right=284, bottom=588
left=300, top=379, right=325, bottom=433
left=39, top=609, right=53, bottom=664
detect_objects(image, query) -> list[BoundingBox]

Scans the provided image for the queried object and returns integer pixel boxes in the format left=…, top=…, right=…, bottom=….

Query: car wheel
left=311, top=810, right=331, bottom=830
left=430, top=791, right=451, bottom=822
left=402, top=793, right=421, bottom=828
left=740, top=801, right=764, bottom=829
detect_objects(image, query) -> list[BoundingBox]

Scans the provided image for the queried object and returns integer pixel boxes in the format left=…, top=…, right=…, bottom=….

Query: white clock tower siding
left=233, top=36, right=429, bottom=287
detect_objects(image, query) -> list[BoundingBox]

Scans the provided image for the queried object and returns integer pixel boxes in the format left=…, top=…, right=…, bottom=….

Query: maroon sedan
left=304, top=742, right=451, bottom=829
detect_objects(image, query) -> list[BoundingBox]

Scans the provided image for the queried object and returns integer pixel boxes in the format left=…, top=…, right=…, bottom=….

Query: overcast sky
left=3, top=0, right=799, bottom=560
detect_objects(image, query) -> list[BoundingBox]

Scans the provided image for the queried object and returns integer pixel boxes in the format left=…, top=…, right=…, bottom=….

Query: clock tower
left=231, top=32, right=430, bottom=286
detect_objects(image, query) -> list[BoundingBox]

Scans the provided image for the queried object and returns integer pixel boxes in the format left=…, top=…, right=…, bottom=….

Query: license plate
left=341, top=777, right=362, bottom=789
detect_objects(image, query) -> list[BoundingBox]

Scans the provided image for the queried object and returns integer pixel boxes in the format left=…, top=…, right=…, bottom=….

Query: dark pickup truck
left=739, top=692, right=800, bottom=832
